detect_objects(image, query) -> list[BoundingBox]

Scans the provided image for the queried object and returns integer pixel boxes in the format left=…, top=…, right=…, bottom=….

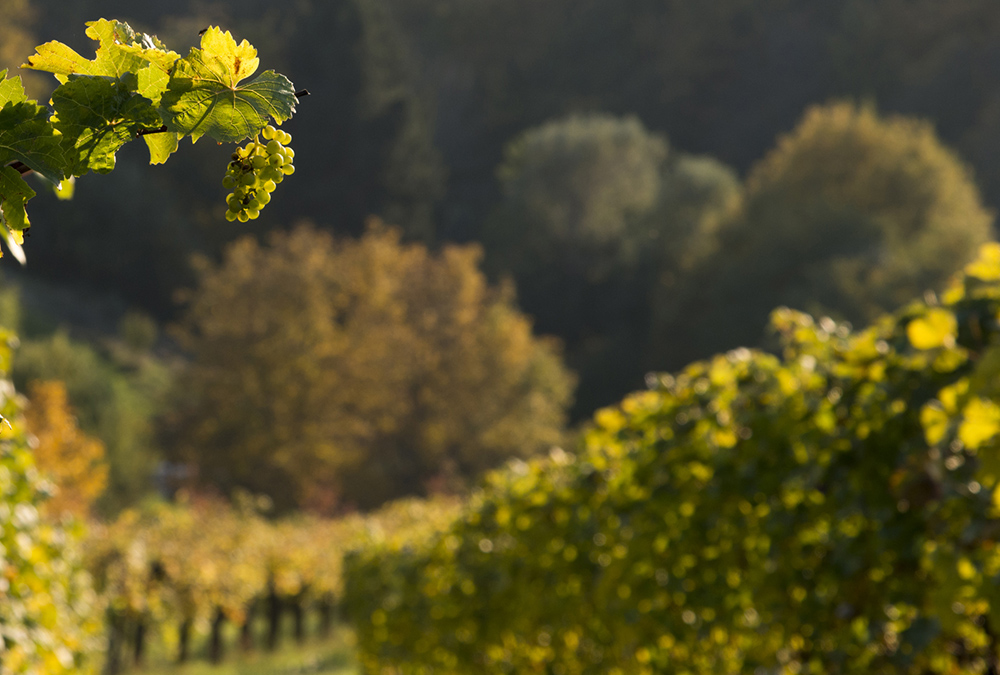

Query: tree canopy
left=166, top=224, right=574, bottom=511
left=651, top=101, right=995, bottom=370
left=485, top=113, right=743, bottom=415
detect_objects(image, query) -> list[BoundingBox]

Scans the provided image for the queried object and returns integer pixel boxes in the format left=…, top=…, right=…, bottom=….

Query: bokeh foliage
left=0, top=328, right=103, bottom=674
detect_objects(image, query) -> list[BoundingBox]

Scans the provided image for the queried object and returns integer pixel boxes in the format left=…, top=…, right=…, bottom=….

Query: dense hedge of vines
left=344, top=243, right=1000, bottom=675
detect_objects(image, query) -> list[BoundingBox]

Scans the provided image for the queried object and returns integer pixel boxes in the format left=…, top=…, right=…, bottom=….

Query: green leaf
left=0, top=70, right=27, bottom=107
left=143, top=131, right=180, bottom=165
left=135, top=60, right=172, bottom=108
left=0, top=166, right=37, bottom=234
left=52, top=74, right=163, bottom=175
left=160, top=27, right=296, bottom=142
left=0, top=100, right=65, bottom=183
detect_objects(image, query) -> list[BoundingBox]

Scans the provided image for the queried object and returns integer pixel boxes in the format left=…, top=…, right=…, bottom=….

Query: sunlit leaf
left=965, top=242, right=1000, bottom=282
left=160, top=27, right=296, bottom=143
left=23, top=18, right=179, bottom=85
left=907, top=308, right=957, bottom=350
left=959, top=398, right=1000, bottom=451
left=51, top=74, right=163, bottom=175
left=0, top=99, right=65, bottom=183
left=0, top=166, right=36, bottom=234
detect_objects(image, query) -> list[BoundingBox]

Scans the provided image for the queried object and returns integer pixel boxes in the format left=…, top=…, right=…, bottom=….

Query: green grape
left=222, top=133, right=295, bottom=222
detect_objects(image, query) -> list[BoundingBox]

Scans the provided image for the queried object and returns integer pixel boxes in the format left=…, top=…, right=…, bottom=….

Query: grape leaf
left=144, top=131, right=180, bottom=165
left=0, top=70, right=27, bottom=107
left=0, top=166, right=36, bottom=234
left=135, top=58, right=173, bottom=108
left=23, top=19, right=179, bottom=87
left=160, top=27, right=296, bottom=143
left=907, top=308, right=957, bottom=350
left=0, top=99, right=65, bottom=184
left=52, top=74, right=163, bottom=175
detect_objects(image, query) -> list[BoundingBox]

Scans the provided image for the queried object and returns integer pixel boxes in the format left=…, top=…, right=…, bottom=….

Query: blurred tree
left=24, top=380, right=107, bottom=518
left=13, top=331, right=168, bottom=514
left=651, top=101, right=995, bottom=370
left=118, top=311, right=158, bottom=353
left=167, top=224, right=574, bottom=512
left=484, top=113, right=741, bottom=415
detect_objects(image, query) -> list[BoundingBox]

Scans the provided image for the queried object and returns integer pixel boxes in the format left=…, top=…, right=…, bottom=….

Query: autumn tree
left=24, top=380, right=107, bottom=518
left=166, top=224, right=574, bottom=511
left=652, top=101, right=995, bottom=370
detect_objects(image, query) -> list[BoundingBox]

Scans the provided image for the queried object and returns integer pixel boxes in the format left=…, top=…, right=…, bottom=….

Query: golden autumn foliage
left=24, top=380, right=108, bottom=517
left=168, top=223, right=575, bottom=511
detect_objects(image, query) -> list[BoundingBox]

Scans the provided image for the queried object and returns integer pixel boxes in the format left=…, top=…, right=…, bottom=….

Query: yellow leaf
left=907, top=308, right=957, bottom=350
left=959, top=397, right=1000, bottom=450
left=965, top=242, right=1000, bottom=282
left=920, top=403, right=949, bottom=446
left=957, top=557, right=977, bottom=581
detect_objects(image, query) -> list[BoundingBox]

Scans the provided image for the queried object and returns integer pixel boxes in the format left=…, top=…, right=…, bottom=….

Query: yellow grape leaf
left=907, top=308, right=957, bottom=350
left=957, top=557, right=977, bottom=581
left=959, top=398, right=1000, bottom=451
left=965, top=242, right=1000, bottom=282
left=920, top=403, right=950, bottom=446
left=160, top=27, right=295, bottom=142
left=595, top=407, right=626, bottom=433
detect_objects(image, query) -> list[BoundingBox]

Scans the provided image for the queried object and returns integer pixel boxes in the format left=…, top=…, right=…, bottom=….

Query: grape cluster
left=222, top=125, right=295, bottom=222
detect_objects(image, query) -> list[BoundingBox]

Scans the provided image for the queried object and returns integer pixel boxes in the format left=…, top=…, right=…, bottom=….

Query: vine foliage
left=0, top=18, right=299, bottom=258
